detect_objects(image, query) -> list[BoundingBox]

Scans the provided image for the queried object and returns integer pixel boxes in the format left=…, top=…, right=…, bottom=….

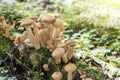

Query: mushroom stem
left=68, top=47, right=74, bottom=60
left=26, top=27, right=35, bottom=45
left=38, top=29, right=48, bottom=48
left=33, top=22, right=40, bottom=49
left=43, top=64, right=49, bottom=71
left=65, top=46, right=71, bottom=56
left=68, top=72, right=72, bottom=80
left=55, top=57, right=61, bottom=64
left=47, top=24, right=55, bottom=40
left=61, top=54, right=68, bottom=63
left=52, top=27, right=60, bottom=40
left=46, top=40, right=55, bottom=50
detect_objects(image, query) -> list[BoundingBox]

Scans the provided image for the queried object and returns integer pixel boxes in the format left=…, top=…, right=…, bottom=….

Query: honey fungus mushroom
left=40, top=14, right=56, bottom=24
left=43, top=64, right=49, bottom=71
left=30, top=15, right=38, bottom=21
left=15, top=31, right=33, bottom=47
left=64, top=63, right=77, bottom=80
left=38, top=28, right=48, bottom=48
left=0, top=16, right=6, bottom=26
left=20, top=18, right=40, bottom=49
left=52, top=71, right=62, bottom=80
left=52, top=48, right=65, bottom=64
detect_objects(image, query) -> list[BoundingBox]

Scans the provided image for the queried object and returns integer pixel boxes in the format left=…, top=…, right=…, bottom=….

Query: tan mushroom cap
left=23, top=31, right=28, bottom=37
left=64, top=40, right=72, bottom=46
left=64, top=63, right=76, bottom=72
left=30, top=15, right=38, bottom=21
left=38, top=29, right=48, bottom=36
left=20, top=19, right=34, bottom=27
left=50, top=13, right=60, bottom=18
left=40, top=14, right=56, bottom=24
left=53, top=19, right=63, bottom=28
left=52, top=48, right=65, bottom=58
left=0, top=16, right=5, bottom=21
left=52, top=71, right=62, bottom=80
left=70, top=42, right=75, bottom=47
left=43, top=64, right=48, bottom=68
left=19, top=34, right=27, bottom=41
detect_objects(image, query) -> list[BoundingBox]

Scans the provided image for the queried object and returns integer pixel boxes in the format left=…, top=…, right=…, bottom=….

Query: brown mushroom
left=80, top=70, right=87, bottom=80
left=43, top=64, right=49, bottom=71
left=49, top=13, right=60, bottom=18
left=53, top=37, right=62, bottom=48
left=0, top=16, right=6, bottom=26
left=67, top=47, right=74, bottom=60
left=52, top=48, right=65, bottom=64
left=52, top=19, right=62, bottom=40
left=20, top=19, right=36, bottom=47
left=46, top=40, right=55, bottom=51
left=47, top=24, right=55, bottom=40
left=64, top=41, right=75, bottom=60
left=52, top=71, right=62, bottom=80
left=64, top=63, right=76, bottom=80
left=36, top=22, right=46, bottom=29
left=32, top=22, right=41, bottom=48
left=61, top=53, right=68, bottom=63
left=14, top=31, right=33, bottom=48
left=30, top=15, right=38, bottom=21
left=38, top=28, right=48, bottom=48
left=40, top=14, right=56, bottom=24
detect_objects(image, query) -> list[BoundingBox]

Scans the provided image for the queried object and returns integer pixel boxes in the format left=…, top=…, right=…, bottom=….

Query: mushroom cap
left=52, top=71, right=62, bottom=80
left=63, top=22, right=68, bottom=27
left=0, top=16, right=5, bottom=21
left=64, top=40, right=71, bottom=46
left=43, top=64, right=49, bottom=69
left=53, top=19, right=63, bottom=28
left=38, top=29, right=48, bottom=37
left=50, top=13, right=60, bottom=18
left=20, top=19, right=34, bottom=27
left=70, top=42, right=75, bottom=47
left=30, top=15, right=38, bottom=21
left=52, top=48, right=65, bottom=58
left=60, top=22, right=68, bottom=31
left=23, top=31, right=28, bottom=36
left=64, top=63, right=76, bottom=73
left=14, top=36, right=20, bottom=44
left=20, top=34, right=27, bottom=42
left=40, top=14, right=56, bottom=24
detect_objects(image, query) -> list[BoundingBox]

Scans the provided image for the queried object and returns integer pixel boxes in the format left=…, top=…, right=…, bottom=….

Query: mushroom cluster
left=14, top=13, right=77, bottom=80
left=14, top=13, right=75, bottom=64
left=0, top=16, right=15, bottom=40
left=15, top=13, right=68, bottom=50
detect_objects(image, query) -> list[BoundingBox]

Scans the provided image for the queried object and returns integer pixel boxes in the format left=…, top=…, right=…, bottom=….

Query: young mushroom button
left=43, top=64, right=49, bottom=71
left=52, top=71, right=63, bottom=80
left=64, top=63, right=77, bottom=80
left=52, top=48, right=65, bottom=64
